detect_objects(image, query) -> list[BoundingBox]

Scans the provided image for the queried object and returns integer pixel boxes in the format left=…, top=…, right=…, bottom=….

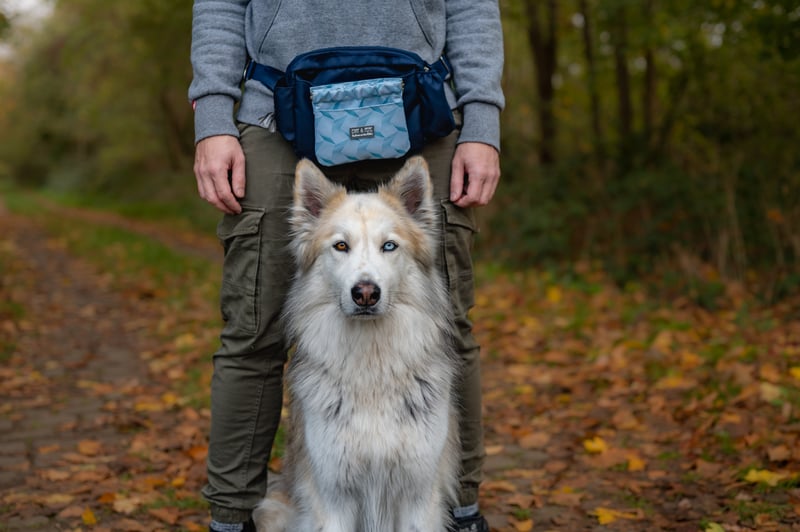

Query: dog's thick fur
left=253, top=157, right=459, bottom=532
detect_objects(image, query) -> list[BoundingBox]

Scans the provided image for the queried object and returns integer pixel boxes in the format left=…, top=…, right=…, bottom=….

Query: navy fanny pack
left=244, top=46, right=456, bottom=166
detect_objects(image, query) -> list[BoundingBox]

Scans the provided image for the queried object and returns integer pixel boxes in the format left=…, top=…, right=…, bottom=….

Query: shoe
left=448, top=512, right=490, bottom=532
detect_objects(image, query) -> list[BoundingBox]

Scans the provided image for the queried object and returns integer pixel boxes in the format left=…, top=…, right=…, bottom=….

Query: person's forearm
left=188, top=0, right=250, bottom=143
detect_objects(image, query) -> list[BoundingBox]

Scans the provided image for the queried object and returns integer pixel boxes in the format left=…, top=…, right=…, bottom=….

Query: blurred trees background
left=0, top=0, right=798, bottom=291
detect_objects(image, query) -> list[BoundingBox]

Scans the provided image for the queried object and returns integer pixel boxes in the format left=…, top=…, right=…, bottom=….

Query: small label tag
left=350, top=125, right=375, bottom=139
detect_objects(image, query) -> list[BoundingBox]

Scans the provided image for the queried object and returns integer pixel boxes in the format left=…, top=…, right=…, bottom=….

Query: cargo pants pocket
left=216, top=208, right=266, bottom=335
left=441, top=201, right=478, bottom=322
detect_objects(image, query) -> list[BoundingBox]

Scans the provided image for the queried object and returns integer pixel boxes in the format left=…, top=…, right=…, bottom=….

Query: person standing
left=189, top=2, right=504, bottom=531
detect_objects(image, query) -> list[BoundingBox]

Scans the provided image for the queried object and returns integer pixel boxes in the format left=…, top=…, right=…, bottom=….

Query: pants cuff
left=457, top=483, right=480, bottom=508
left=210, top=505, right=252, bottom=524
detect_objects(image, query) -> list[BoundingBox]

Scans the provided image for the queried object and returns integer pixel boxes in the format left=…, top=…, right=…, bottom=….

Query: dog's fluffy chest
left=289, top=330, right=452, bottom=485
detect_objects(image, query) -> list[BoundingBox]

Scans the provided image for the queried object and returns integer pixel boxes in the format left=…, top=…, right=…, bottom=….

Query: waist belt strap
left=243, top=55, right=453, bottom=89
left=243, top=60, right=284, bottom=91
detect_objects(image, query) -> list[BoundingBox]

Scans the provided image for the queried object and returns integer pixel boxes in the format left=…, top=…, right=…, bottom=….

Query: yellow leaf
left=593, top=507, right=639, bottom=525
left=583, top=436, right=608, bottom=454
left=704, top=522, right=725, bottom=532
left=655, top=374, right=691, bottom=390
left=627, top=456, right=646, bottom=472
left=546, top=286, right=562, bottom=304
left=759, top=382, right=782, bottom=402
left=134, top=400, right=164, bottom=412
left=790, top=366, right=800, bottom=380
left=161, top=392, right=179, bottom=406
left=514, top=519, right=533, bottom=531
left=174, top=332, right=198, bottom=349
left=82, top=507, right=97, bottom=525
left=744, top=468, right=792, bottom=487
left=594, top=507, right=619, bottom=525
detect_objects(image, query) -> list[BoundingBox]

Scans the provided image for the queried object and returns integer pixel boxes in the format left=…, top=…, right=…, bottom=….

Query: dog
left=253, top=156, right=460, bottom=532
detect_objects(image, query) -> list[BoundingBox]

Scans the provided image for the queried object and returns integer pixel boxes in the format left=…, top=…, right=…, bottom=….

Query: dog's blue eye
left=333, top=241, right=349, bottom=252
left=382, top=241, right=398, bottom=252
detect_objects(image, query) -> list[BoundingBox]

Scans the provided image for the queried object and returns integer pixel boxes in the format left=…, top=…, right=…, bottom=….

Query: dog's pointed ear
left=294, top=159, right=340, bottom=218
left=386, top=156, right=433, bottom=217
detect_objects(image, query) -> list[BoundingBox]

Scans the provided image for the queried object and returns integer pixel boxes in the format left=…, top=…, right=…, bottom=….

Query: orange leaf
left=77, top=440, right=102, bottom=456
left=518, top=432, right=550, bottom=449
left=482, top=480, right=517, bottom=493
left=514, top=519, right=533, bottom=531
left=186, top=445, right=208, bottom=461
left=98, top=492, right=116, bottom=504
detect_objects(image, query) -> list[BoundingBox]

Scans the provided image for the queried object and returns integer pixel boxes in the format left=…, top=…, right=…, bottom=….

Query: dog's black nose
left=351, top=281, right=381, bottom=307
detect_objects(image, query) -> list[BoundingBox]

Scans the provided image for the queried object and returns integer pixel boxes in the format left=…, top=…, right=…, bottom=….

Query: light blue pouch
left=310, top=78, right=411, bottom=167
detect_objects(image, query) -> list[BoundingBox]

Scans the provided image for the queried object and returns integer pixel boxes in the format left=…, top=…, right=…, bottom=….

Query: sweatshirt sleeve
left=445, top=0, right=505, bottom=151
left=188, top=0, right=250, bottom=143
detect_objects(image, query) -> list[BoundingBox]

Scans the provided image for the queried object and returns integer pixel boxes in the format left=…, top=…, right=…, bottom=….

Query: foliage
left=488, top=0, right=800, bottom=282
left=0, top=0, right=194, bottom=190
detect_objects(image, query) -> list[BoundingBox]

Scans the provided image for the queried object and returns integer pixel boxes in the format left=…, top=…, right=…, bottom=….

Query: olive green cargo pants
left=203, top=122, right=485, bottom=523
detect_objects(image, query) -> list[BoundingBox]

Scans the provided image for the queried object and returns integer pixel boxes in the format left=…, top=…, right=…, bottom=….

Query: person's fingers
left=451, top=142, right=500, bottom=208
left=193, top=136, right=244, bottom=214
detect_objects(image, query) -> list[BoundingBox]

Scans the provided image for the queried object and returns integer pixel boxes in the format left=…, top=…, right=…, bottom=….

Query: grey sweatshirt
left=189, top=0, right=505, bottom=150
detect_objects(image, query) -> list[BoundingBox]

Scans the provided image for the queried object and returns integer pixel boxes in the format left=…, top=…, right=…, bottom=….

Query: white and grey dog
left=254, top=156, right=459, bottom=532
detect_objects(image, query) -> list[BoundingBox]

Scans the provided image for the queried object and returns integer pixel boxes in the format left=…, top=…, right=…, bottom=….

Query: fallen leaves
left=77, top=439, right=103, bottom=456
left=582, top=436, right=608, bottom=454
left=5, top=204, right=800, bottom=532
left=592, top=506, right=642, bottom=524
left=0, top=214, right=214, bottom=531
left=474, top=266, right=800, bottom=530
left=81, top=507, right=97, bottom=525
left=744, top=468, right=797, bottom=487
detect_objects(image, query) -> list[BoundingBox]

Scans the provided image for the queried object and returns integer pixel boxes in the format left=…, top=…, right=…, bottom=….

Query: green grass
left=270, top=425, right=287, bottom=464
left=179, top=367, right=212, bottom=410
left=511, top=507, right=531, bottom=520
left=728, top=500, right=789, bottom=524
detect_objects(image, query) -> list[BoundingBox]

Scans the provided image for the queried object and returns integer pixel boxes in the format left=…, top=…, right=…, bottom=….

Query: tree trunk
left=642, top=0, right=657, bottom=153
left=612, top=4, right=633, bottom=162
left=525, top=0, right=558, bottom=165
left=578, top=0, right=603, bottom=158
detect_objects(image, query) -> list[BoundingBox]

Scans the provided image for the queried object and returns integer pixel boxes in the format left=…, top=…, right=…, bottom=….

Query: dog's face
left=290, top=157, right=438, bottom=318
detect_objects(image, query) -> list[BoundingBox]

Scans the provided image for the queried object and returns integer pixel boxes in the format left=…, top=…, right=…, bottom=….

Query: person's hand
left=449, top=142, right=500, bottom=208
left=194, top=135, right=246, bottom=214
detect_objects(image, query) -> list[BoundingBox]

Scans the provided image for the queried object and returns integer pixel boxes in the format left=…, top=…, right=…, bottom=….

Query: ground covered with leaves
left=1, top=195, right=799, bottom=531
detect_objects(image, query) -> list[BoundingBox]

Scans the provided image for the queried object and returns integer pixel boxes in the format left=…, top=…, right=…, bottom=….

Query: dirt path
left=0, top=210, right=210, bottom=530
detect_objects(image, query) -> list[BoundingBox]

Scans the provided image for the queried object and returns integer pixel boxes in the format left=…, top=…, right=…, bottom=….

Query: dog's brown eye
left=333, top=241, right=349, bottom=252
